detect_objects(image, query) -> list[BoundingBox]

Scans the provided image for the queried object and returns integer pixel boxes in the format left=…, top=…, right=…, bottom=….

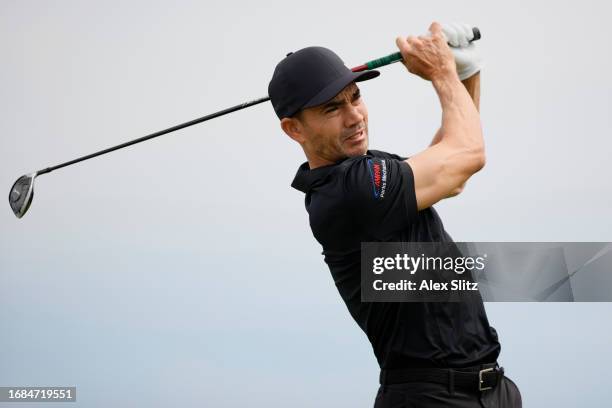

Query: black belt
left=380, top=362, right=504, bottom=392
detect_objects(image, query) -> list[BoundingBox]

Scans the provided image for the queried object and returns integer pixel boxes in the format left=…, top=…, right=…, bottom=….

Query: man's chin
left=342, top=134, right=367, bottom=154
left=346, top=150, right=367, bottom=158
left=344, top=141, right=369, bottom=157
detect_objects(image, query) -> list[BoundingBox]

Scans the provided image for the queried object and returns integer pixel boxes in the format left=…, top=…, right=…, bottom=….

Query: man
left=268, top=22, right=522, bottom=407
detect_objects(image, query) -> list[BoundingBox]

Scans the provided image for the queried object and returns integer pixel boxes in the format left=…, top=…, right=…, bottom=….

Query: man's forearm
left=429, top=72, right=481, bottom=146
left=432, top=72, right=484, bottom=158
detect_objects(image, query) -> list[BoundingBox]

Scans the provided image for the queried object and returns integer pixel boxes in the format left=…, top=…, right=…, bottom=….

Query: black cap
left=268, top=46, right=380, bottom=119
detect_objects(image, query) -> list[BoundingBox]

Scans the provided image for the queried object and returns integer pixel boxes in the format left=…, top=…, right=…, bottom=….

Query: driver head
left=9, top=173, right=36, bottom=218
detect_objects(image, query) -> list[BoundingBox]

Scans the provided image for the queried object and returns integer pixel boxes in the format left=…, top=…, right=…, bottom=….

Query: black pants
left=374, top=375, right=522, bottom=407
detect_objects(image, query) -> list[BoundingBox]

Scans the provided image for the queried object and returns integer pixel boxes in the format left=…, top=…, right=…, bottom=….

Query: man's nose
left=344, top=104, right=364, bottom=127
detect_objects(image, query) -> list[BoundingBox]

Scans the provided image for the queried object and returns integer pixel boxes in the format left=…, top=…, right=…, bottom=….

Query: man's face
left=293, top=82, right=369, bottom=164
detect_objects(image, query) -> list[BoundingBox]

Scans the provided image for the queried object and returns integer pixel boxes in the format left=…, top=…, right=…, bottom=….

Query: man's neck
left=304, top=150, right=338, bottom=170
left=307, top=157, right=336, bottom=170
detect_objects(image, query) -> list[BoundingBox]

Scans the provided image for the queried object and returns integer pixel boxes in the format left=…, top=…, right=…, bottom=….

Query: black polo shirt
left=291, top=149, right=501, bottom=369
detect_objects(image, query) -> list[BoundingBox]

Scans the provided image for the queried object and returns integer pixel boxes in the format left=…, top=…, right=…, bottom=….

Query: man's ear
left=280, top=117, right=306, bottom=143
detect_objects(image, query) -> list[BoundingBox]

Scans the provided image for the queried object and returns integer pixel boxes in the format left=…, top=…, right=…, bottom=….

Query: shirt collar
left=291, top=151, right=374, bottom=193
left=291, top=161, right=338, bottom=193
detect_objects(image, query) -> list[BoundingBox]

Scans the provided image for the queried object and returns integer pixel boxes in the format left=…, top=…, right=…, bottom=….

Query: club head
left=9, top=173, right=37, bottom=219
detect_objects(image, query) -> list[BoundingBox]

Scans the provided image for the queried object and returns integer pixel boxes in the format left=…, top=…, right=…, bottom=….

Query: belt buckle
left=478, top=367, right=494, bottom=391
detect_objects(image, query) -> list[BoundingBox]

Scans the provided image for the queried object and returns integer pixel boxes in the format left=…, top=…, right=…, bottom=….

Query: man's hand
left=395, top=22, right=457, bottom=82
left=441, top=22, right=483, bottom=80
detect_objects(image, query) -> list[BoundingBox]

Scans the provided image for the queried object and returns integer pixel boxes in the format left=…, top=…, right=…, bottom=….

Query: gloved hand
left=439, top=22, right=483, bottom=80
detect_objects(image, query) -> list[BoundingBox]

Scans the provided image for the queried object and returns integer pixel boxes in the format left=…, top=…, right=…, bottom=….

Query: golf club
left=8, top=27, right=481, bottom=219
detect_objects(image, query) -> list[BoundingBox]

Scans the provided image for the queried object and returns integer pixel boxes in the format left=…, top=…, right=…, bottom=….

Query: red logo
left=367, top=158, right=387, bottom=199
left=373, top=163, right=382, bottom=188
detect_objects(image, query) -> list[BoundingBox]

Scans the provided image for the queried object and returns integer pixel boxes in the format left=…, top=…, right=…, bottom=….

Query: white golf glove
left=439, top=22, right=483, bottom=80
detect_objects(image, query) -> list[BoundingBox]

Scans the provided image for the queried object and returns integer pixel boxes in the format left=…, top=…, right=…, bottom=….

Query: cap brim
left=302, top=69, right=380, bottom=110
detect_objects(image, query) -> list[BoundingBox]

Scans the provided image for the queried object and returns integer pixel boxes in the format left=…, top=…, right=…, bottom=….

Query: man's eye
left=326, top=107, right=338, bottom=113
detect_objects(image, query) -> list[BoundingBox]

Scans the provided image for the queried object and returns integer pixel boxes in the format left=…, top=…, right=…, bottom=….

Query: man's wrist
left=432, top=73, right=464, bottom=101
left=461, top=71, right=480, bottom=85
left=461, top=72, right=481, bottom=111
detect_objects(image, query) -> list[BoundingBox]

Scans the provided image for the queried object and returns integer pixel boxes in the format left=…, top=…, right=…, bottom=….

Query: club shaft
left=37, top=96, right=271, bottom=175
left=36, top=26, right=480, bottom=176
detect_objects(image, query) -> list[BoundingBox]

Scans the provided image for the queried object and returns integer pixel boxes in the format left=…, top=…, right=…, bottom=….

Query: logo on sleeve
left=367, top=158, right=387, bottom=199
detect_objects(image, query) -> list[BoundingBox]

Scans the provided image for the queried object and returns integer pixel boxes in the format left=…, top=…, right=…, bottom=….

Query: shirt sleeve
left=367, top=149, right=408, bottom=161
left=342, top=155, right=419, bottom=239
